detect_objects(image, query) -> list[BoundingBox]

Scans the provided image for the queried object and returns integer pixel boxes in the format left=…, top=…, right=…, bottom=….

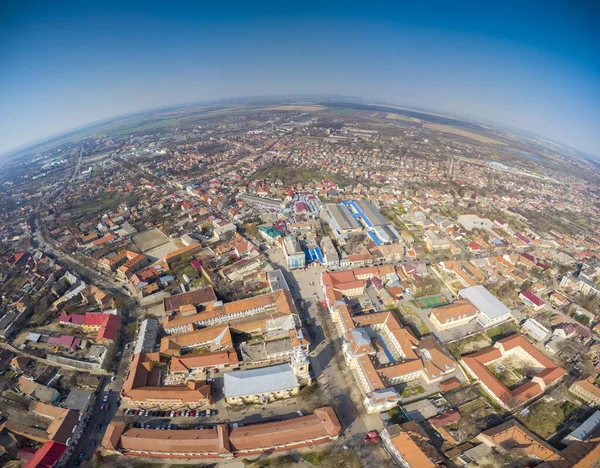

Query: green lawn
left=402, top=385, right=425, bottom=398
left=397, top=305, right=430, bottom=335
left=114, top=118, right=180, bottom=134
left=486, top=321, right=519, bottom=341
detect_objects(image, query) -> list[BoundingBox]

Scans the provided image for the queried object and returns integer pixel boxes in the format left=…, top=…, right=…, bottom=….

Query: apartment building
left=121, top=352, right=211, bottom=409
left=569, top=377, right=600, bottom=406
left=163, top=289, right=297, bottom=334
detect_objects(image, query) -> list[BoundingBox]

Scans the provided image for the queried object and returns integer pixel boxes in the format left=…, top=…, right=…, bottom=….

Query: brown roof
left=102, top=407, right=341, bottom=455
left=386, top=423, right=442, bottom=467
left=430, top=299, right=478, bottom=324
left=170, top=350, right=239, bottom=372
left=29, top=402, right=80, bottom=444
left=122, top=352, right=211, bottom=404
left=572, top=377, right=600, bottom=399
left=163, top=287, right=217, bottom=313
left=479, top=419, right=563, bottom=462
left=463, top=335, right=565, bottom=408
left=164, top=289, right=296, bottom=329
left=160, top=325, right=232, bottom=354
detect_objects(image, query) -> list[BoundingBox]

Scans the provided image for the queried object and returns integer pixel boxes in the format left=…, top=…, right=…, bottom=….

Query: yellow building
left=569, top=377, right=600, bottom=406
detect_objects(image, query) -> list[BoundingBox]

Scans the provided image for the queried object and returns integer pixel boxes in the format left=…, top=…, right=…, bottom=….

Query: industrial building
left=325, top=199, right=401, bottom=245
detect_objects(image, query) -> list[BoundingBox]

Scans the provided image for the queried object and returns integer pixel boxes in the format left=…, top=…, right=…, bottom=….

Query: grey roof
left=64, top=389, right=92, bottom=411
left=566, top=410, right=600, bottom=442
left=327, top=204, right=360, bottom=231
left=522, top=318, right=549, bottom=341
left=459, top=285, right=512, bottom=322
left=355, top=199, right=389, bottom=226
left=350, top=328, right=371, bottom=347
left=223, top=363, right=298, bottom=398
left=134, top=319, right=158, bottom=354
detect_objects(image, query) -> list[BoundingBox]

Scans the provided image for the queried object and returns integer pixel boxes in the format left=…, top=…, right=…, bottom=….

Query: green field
left=416, top=294, right=449, bottom=309
left=334, top=108, right=355, bottom=115
left=114, top=118, right=180, bottom=134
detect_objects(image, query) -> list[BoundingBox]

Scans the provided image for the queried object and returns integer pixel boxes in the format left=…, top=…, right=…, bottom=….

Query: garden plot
left=486, top=353, right=539, bottom=390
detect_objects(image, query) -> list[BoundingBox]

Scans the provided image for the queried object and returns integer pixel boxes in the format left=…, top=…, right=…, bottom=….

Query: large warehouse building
left=326, top=199, right=401, bottom=245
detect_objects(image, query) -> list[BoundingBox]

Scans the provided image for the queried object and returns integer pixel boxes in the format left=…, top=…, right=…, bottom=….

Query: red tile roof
left=23, top=441, right=67, bottom=468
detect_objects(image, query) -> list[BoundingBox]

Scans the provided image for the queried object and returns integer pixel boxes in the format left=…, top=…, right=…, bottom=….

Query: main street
left=67, top=340, right=133, bottom=465
left=265, top=246, right=393, bottom=466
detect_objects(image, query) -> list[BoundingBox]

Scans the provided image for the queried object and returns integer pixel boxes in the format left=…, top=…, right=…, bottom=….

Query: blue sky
left=1, top=0, right=599, bottom=156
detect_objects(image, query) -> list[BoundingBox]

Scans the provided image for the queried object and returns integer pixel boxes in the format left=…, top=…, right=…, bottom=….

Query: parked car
left=200, top=410, right=206, bottom=417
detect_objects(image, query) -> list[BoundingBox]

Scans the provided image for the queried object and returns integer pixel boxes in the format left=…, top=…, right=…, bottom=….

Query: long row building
left=102, top=407, right=341, bottom=459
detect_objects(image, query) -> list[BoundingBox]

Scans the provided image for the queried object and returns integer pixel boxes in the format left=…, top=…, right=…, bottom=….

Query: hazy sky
left=1, top=0, right=599, bottom=156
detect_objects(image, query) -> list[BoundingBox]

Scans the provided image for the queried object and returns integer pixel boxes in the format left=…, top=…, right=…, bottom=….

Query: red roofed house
left=520, top=290, right=545, bottom=311
left=59, top=312, right=85, bottom=326
left=84, top=313, right=119, bottom=342
left=23, top=441, right=67, bottom=468
left=48, top=335, right=81, bottom=349
left=467, top=241, right=481, bottom=252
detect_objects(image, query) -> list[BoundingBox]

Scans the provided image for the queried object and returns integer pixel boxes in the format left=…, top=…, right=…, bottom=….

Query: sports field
left=416, top=294, right=449, bottom=309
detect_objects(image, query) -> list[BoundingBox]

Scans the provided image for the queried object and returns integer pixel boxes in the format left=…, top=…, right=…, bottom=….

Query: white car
left=102, top=394, right=109, bottom=402
left=110, top=375, right=116, bottom=382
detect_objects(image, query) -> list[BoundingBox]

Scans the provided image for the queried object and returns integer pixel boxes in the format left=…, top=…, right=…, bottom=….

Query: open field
left=261, top=105, right=326, bottom=112
left=424, top=123, right=506, bottom=145
left=132, top=228, right=170, bottom=252
left=446, top=332, right=492, bottom=357
left=114, top=118, right=180, bottom=134
left=83, top=151, right=112, bottom=163
left=334, top=108, right=356, bottom=115
left=486, top=321, right=519, bottom=341
left=518, top=399, right=577, bottom=438
left=386, top=113, right=420, bottom=122
left=456, top=397, right=503, bottom=441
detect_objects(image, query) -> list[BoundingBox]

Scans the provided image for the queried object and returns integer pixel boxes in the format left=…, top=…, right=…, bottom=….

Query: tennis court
left=416, top=294, right=449, bottom=309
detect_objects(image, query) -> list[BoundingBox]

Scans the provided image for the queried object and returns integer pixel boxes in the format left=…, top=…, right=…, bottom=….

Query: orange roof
left=170, top=350, right=239, bottom=372
left=122, top=352, right=211, bottom=404
left=358, top=355, right=386, bottom=391
left=479, top=419, right=562, bottom=462
left=160, top=325, right=232, bottom=354
left=463, top=334, right=565, bottom=408
left=572, top=377, right=600, bottom=399
left=92, top=233, right=116, bottom=246
left=164, top=289, right=296, bottom=330
left=163, top=243, right=202, bottom=266
left=102, top=407, right=341, bottom=456
left=388, top=428, right=439, bottom=467
left=430, top=300, right=478, bottom=324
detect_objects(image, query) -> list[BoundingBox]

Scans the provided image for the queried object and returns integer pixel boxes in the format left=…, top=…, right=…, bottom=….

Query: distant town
left=0, top=100, right=599, bottom=468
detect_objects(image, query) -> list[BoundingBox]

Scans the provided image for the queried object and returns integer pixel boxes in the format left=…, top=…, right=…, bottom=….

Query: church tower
left=291, top=345, right=311, bottom=386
